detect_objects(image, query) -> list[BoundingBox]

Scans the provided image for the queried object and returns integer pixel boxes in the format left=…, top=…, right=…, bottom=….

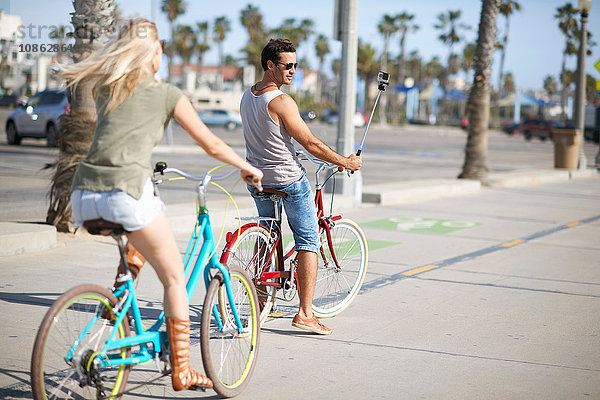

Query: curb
left=484, top=168, right=597, bottom=188
left=1, top=168, right=597, bottom=256
left=0, top=222, right=57, bottom=257
left=361, top=168, right=597, bottom=206
left=362, top=179, right=481, bottom=205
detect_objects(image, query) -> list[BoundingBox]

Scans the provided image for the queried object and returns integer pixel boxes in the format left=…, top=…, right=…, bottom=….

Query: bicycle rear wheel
left=201, top=266, right=260, bottom=398
left=222, top=224, right=277, bottom=325
left=313, top=219, right=368, bottom=318
left=31, top=284, right=131, bottom=399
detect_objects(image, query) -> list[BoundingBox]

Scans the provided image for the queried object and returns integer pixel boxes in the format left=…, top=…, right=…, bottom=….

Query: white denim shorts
left=71, top=179, right=165, bottom=232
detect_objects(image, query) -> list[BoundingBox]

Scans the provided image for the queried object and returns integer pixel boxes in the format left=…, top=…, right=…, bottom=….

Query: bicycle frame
left=223, top=168, right=344, bottom=291
left=66, top=176, right=246, bottom=371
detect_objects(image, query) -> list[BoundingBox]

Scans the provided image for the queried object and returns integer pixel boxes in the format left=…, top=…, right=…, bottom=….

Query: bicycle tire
left=31, top=284, right=131, bottom=399
left=221, top=224, right=277, bottom=325
left=313, top=219, right=368, bottom=318
left=200, top=266, right=260, bottom=398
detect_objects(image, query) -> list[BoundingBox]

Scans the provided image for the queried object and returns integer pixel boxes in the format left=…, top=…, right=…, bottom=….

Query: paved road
left=1, top=107, right=599, bottom=398
left=1, top=175, right=599, bottom=399
left=1, top=115, right=599, bottom=222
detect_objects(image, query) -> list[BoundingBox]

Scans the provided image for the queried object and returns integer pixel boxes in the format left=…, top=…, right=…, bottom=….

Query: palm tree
left=543, top=75, right=558, bottom=99
left=503, top=72, right=515, bottom=93
left=497, top=1, right=522, bottom=96
left=434, top=10, right=470, bottom=77
left=424, top=56, right=446, bottom=84
left=240, top=4, right=267, bottom=81
left=460, top=42, right=476, bottom=74
left=406, top=50, right=422, bottom=83
left=272, top=18, right=314, bottom=50
left=314, top=34, right=330, bottom=102
left=554, top=3, right=579, bottom=122
left=196, top=21, right=210, bottom=83
left=298, top=19, right=315, bottom=47
left=174, top=24, right=197, bottom=67
left=161, top=0, right=186, bottom=83
left=555, top=3, right=579, bottom=121
left=213, top=16, right=231, bottom=89
left=395, top=12, right=419, bottom=86
left=377, top=14, right=399, bottom=124
left=458, top=0, right=499, bottom=181
left=357, top=39, right=379, bottom=115
left=46, top=0, right=116, bottom=232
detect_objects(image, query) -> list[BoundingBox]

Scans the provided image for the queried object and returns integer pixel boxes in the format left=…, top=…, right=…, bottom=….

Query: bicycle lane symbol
left=363, top=216, right=481, bottom=234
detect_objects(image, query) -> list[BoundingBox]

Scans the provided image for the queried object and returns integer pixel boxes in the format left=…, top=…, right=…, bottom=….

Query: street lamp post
left=575, top=0, right=592, bottom=169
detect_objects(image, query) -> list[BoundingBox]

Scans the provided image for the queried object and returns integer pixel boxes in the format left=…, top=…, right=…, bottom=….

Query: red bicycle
left=220, top=149, right=368, bottom=325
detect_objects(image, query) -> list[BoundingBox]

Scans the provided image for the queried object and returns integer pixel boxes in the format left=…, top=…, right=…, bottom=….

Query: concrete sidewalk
left=1, top=167, right=597, bottom=256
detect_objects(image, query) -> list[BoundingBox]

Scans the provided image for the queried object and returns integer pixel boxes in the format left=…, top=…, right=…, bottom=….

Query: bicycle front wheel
left=313, top=219, right=368, bottom=318
left=201, top=266, right=260, bottom=398
left=31, top=284, right=131, bottom=399
left=222, top=224, right=277, bottom=325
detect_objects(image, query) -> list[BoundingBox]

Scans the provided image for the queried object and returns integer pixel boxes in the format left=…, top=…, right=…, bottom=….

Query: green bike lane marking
left=363, top=216, right=482, bottom=234
left=360, top=214, right=600, bottom=294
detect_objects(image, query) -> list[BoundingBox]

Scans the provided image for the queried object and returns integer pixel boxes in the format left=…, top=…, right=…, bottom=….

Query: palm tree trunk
left=169, top=22, right=175, bottom=84
left=316, top=58, right=324, bottom=102
left=218, top=43, right=224, bottom=90
left=46, top=0, right=115, bottom=232
left=378, top=37, right=389, bottom=124
left=559, top=51, right=567, bottom=122
left=398, top=29, right=407, bottom=86
left=497, top=16, right=510, bottom=96
left=458, top=0, right=499, bottom=181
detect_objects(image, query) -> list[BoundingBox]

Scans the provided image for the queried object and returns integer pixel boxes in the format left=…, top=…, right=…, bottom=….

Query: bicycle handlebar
left=153, top=161, right=262, bottom=192
left=295, top=149, right=339, bottom=171
left=153, top=162, right=237, bottom=185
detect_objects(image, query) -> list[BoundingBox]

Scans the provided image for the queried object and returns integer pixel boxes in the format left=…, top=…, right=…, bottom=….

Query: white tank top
left=240, top=87, right=305, bottom=186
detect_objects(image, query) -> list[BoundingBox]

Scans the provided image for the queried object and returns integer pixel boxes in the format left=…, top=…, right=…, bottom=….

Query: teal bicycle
left=30, top=163, right=260, bottom=399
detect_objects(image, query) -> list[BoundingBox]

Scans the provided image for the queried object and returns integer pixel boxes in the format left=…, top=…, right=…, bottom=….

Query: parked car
left=325, top=111, right=366, bottom=127
left=520, top=118, right=562, bottom=141
left=197, top=109, right=242, bottom=131
left=502, top=122, right=521, bottom=136
left=0, top=94, right=19, bottom=109
left=300, top=109, right=317, bottom=122
left=5, top=89, right=69, bottom=147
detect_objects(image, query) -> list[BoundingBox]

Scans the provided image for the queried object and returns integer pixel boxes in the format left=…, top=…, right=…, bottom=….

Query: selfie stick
left=356, top=71, right=389, bottom=157
left=350, top=72, right=389, bottom=175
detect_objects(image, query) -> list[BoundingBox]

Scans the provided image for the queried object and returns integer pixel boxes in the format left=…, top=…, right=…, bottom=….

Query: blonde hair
left=59, top=18, right=160, bottom=114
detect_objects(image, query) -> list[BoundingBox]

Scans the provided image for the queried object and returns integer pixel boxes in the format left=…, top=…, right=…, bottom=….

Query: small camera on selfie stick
left=377, top=71, right=390, bottom=90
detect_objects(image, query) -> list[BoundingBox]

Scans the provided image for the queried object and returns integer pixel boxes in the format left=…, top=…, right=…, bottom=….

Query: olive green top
left=72, top=79, right=183, bottom=199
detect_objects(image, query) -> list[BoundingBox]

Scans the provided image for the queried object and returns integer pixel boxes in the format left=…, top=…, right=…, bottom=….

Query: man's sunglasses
left=276, top=62, right=298, bottom=70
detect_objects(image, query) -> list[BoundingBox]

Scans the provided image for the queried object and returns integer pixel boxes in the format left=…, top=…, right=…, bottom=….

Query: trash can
left=552, top=128, right=580, bottom=169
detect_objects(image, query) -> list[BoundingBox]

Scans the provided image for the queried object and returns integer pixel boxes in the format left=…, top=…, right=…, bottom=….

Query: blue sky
left=4, top=0, right=600, bottom=91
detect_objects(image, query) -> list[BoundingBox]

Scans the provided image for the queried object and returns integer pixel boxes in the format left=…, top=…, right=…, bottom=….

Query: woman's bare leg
left=126, top=210, right=187, bottom=319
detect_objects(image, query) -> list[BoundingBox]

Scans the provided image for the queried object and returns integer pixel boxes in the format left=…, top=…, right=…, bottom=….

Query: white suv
left=5, top=89, right=69, bottom=147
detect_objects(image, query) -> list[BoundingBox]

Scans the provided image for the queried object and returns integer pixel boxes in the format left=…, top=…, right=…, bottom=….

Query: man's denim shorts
left=71, top=178, right=165, bottom=232
left=248, top=174, right=319, bottom=254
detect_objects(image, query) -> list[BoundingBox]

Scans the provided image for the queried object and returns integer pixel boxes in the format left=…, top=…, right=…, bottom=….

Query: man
left=240, top=38, right=362, bottom=335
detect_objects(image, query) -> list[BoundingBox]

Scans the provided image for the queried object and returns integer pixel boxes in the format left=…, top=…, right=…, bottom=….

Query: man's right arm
left=269, top=95, right=362, bottom=171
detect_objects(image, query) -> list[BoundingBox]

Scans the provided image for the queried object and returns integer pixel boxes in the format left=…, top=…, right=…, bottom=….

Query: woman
left=61, top=18, right=262, bottom=391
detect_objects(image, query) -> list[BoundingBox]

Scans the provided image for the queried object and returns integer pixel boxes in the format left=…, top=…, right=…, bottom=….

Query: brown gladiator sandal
left=167, top=317, right=213, bottom=390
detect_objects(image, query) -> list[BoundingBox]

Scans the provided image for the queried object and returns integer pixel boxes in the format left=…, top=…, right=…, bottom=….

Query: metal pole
left=335, top=0, right=359, bottom=197
left=575, top=9, right=588, bottom=169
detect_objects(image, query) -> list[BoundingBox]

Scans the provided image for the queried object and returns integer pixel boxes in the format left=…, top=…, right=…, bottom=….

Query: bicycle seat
left=255, top=188, right=288, bottom=198
left=83, top=219, right=127, bottom=236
